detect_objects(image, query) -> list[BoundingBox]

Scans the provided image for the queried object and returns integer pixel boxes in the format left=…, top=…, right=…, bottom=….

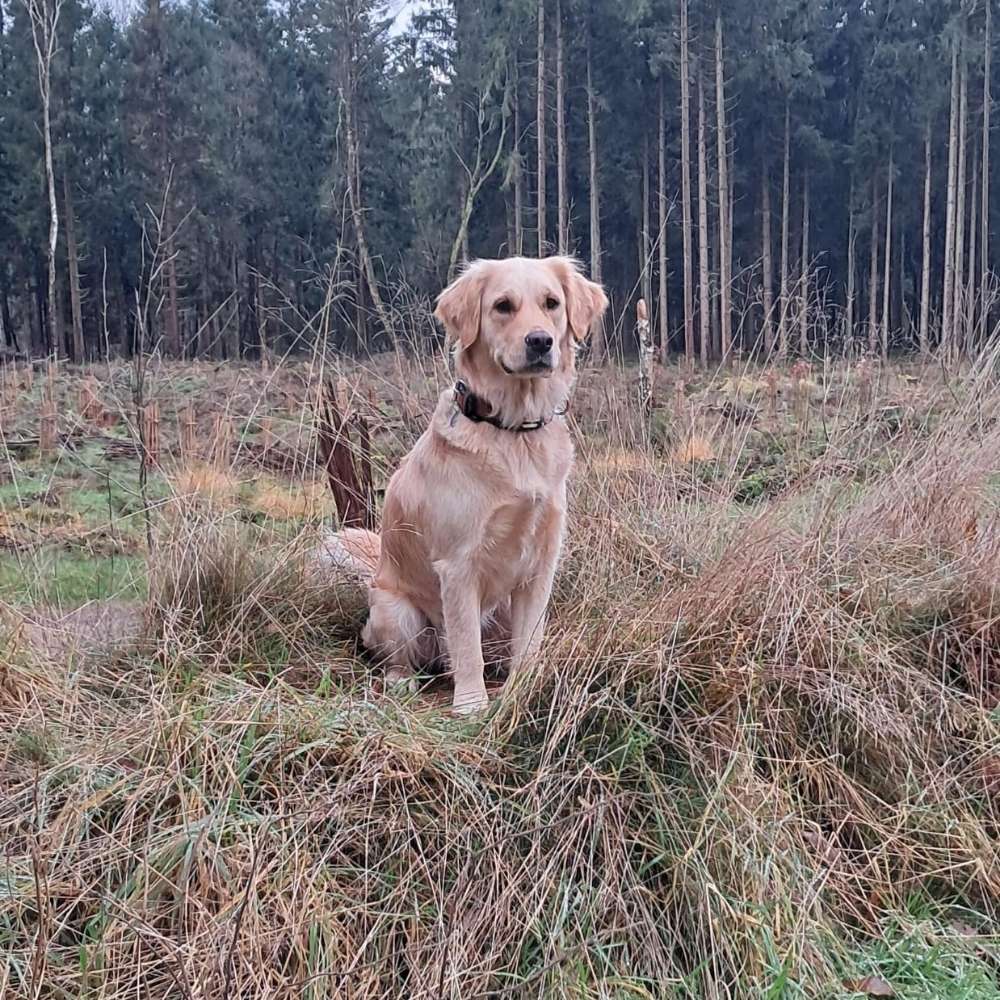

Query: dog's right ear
left=434, top=262, right=487, bottom=349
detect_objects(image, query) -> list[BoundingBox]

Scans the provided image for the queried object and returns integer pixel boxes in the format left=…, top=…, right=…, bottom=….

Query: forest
left=0, top=0, right=995, bottom=364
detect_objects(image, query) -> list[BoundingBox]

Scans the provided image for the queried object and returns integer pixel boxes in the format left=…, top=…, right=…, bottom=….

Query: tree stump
left=179, top=404, right=198, bottom=463
left=140, top=402, right=160, bottom=470
left=211, top=413, right=232, bottom=469
left=40, top=402, right=57, bottom=457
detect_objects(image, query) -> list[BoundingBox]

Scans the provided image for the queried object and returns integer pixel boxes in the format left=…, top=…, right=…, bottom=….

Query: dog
left=329, top=256, right=608, bottom=713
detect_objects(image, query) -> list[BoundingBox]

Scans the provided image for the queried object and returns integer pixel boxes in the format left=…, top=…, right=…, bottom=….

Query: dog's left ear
left=434, top=263, right=487, bottom=349
left=546, top=256, right=609, bottom=342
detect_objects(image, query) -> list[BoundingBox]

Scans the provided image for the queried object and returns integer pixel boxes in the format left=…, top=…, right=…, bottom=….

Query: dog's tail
left=319, top=527, right=381, bottom=582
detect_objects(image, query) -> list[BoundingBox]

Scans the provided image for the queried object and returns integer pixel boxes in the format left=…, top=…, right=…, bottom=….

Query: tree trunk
left=697, top=63, right=710, bottom=366
left=715, top=9, right=731, bottom=362
left=642, top=133, right=652, bottom=321
left=943, top=40, right=960, bottom=354
left=536, top=0, right=546, bottom=255
left=982, top=0, right=991, bottom=345
left=846, top=207, right=856, bottom=344
left=26, top=0, right=61, bottom=358
left=968, top=141, right=979, bottom=343
left=761, top=158, right=774, bottom=353
left=954, top=47, right=968, bottom=353
left=779, top=100, right=791, bottom=357
left=799, top=169, right=810, bottom=356
left=679, top=0, right=694, bottom=362
left=867, top=178, right=880, bottom=354
left=163, top=205, right=181, bottom=356
left=555, top=0, right=568, bottom=253
left=63, top=168, right=85, bottom=363
left=342, top=78, right=393, bottom=347
left=919, top=123, right=932, bottom=354
left=513, top=66, right=524, bottom=255
left=586, top=13, right=605, bottom=363
left=658, top=76, right=669, bottom=364
left=881, top=151, right=893, bottom=359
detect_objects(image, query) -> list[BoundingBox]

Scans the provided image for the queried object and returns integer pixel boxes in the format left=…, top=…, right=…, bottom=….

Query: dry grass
left=1, top=353, right=999, bottom=997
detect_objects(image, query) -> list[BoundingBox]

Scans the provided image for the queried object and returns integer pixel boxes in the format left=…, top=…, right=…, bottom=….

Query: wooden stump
left=79, top=376, right=103, bottom=422
left=45, top=358, right=57, bottom=404
left=39, top=402, right=57, bottom=456
left=211, top=413, right=232, bottom=469
left=765, top=370, right=779, bottom=419
left=140, top=402, right=160, bottom=470
left=636, top=299, right=654, bottom=419
left=790, top=360, right=811, bottom=429
left=179, top=404, right=198, bottom=463
left=23, top=364, right=34, bottom=393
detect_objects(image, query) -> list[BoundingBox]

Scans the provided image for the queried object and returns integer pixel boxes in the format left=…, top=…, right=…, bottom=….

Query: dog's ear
left=546, top=256, right=609, bottom=342
left=434, top=263, right=487, bottom=349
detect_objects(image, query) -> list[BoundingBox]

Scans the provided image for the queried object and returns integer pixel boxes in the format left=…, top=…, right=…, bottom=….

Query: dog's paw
left=451, top=686, right=489, bottom=716
left=385, top=667, right=419, bottom=696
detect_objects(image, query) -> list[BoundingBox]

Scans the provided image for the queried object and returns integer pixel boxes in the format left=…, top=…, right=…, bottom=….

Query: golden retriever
left=331, top=256, right=608, bottom=713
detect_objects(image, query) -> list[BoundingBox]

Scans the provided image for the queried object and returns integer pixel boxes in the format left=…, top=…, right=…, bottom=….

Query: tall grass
left=1, top=351, right=998, bottom=997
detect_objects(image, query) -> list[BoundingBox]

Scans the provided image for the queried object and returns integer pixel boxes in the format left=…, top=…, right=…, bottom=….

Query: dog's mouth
left=499, top=357, right=555, bottom=377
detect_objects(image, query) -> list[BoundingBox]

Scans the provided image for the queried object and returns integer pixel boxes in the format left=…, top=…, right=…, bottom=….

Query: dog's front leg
left=436, top=561, right=488, bottom=714
left=509, top=559, right=558, bottom=677
left=509, top=505, right=565, bottom=676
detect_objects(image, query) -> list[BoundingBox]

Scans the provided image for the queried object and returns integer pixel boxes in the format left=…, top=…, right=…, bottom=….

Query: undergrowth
left=0, top=355, right=998, bottom=998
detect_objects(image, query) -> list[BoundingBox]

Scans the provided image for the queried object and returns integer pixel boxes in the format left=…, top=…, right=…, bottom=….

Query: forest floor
left=1, top=351, right=998, bottom=998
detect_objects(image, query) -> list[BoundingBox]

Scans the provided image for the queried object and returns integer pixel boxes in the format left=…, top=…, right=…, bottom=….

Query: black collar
left=453, top=379, right=567, bottom=433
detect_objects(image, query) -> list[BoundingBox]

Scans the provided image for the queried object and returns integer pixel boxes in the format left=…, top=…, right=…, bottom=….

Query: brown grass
left=1, top=353, right=998, bottom=997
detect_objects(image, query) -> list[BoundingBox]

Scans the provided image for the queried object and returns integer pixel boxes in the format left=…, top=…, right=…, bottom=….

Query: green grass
left=831, top=915, right=998, bottom=999
left=0, top=550, right=146, bottom=606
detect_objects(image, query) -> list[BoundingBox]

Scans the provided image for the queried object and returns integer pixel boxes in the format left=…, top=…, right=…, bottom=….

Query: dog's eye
left=545, top=296, right=561, bottom=311
left=494, top=299, right=513, bottom=315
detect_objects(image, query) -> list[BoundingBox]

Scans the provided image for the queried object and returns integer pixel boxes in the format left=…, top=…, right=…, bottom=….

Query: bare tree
left=679, top=0, right=694, bottom=362
left=23, top=0, right=64, bottom=358
left=881, top=152, right=893, bottom=359
left=982, top=0, right=991, bottom=345
left=697, top=62, right=710, bottom=366
left=449, top=83, right=510, bottom=279
left=536, top=0, right=546, bottom=255
left=715, top=9, right=731, bottom=361
left=586, top=8, right=605, bottom=363
left=778, top=101, right=791, bottom=357
left=658, top=77, right=669, bottom=364
left=555, top=0, right=568, bottom=252
left=761, top=157, right=774, bottom=352
left=919, top=123, right=932, bottom=354
left=942, top=40, right=960, bottom=353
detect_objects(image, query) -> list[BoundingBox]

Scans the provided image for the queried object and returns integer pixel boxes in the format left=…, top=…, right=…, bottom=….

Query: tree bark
left=779, top=100, right=791, bottom=357
left=982, top=0, right=991, bottom=345
left=642, top=133, right=652, bottom=321
left=881, top=151, right=893, bottom=359
left=968, top=141, right=979, bottom=343
left=715, top=9, right=731, bottom=361
left=954, top=46, right=968, bottom=353
left=867, top=177, right=880, bottom=354
left=341, top=13, right=393, bottom=350
left=586, top=13, right=605, bottom=363
left=555, top=0, right=568, bottom=253
left=63, top=168, right=85, bottom=362
left=943, top=40, right=960, bottom=353
left=658, top=77, right=669, bottom=364
left=536, top=0, right=546, bottom=255
left=26, top=0, right=62, bottom=358
left=846, top=206, right=856, bottom=344
left=679, top=0, right=694, bottom=362
left=761, top=158, right=774, bottom=353
left=513, top=62, right=524, bottom=255
left=919, top=123, right=932, bottom=354
left=799, top=169, right=810, bottom=356
left=697, top=63, right=710, bottom=366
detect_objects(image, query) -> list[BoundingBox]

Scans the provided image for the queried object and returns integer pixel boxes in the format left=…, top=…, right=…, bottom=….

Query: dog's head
left=434, top=256, right=608, bottom=381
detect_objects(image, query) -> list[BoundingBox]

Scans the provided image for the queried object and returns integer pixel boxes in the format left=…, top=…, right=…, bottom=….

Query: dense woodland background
left=0, top=0, right=996, bottom=363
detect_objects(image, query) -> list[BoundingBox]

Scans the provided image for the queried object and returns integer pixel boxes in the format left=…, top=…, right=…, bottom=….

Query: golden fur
left=332, top=256, right=608, bottom=712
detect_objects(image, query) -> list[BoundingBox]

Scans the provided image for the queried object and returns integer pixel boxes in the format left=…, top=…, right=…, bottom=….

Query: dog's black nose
left=525, top=331, right=554, bottom=357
